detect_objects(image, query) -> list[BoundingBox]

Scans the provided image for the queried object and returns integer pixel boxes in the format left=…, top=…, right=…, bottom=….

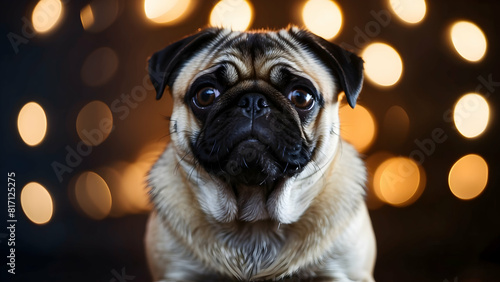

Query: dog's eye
left=288, top=89, right=314, bottom=109
left=195, top=87, right=220, bottom=107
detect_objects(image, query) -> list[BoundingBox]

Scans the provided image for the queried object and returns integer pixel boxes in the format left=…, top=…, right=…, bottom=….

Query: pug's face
left=149, top=26, right=363, bottom=223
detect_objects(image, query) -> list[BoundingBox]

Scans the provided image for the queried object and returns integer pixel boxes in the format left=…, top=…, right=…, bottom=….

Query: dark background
left=1, top=0, right=499, bottom=281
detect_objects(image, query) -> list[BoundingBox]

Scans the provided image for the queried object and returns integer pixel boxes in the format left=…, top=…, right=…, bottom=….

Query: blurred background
left=1, top=0, right=499, bottom=281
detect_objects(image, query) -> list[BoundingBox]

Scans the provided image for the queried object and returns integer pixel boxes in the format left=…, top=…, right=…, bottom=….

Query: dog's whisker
left=209, top=141, right=218, bottom=157
left=174, top=151, right=193, bottom=174
left=282, top=162, right=289, bottom=174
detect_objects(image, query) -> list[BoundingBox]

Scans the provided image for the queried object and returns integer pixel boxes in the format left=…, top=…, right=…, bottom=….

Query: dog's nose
left=237, top=93, right=270, bottom=119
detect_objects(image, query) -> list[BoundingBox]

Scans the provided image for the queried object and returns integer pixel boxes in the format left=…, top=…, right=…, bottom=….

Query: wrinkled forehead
left=172, top=30, right=337, bottom=103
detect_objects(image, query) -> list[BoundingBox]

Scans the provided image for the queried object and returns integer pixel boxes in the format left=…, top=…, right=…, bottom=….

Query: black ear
left=291, top=28, right=364, bottom=108
left=148, top=28, right=220, bottom=99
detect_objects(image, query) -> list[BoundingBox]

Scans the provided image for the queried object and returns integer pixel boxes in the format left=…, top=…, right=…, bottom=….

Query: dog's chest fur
left=147, top=147, right=287, bottom=279
left=214, top=222, right=286, bottom=277
left=147, top=142, right=368, bottom=280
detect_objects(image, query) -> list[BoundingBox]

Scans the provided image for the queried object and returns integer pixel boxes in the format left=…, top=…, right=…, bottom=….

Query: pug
left=145, top=26, right=376, bottom=282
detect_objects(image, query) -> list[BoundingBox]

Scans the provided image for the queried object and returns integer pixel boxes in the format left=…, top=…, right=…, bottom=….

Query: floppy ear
left=148, top=28, right=220, bottom=99
left=291, top=28, right=364, bottom=108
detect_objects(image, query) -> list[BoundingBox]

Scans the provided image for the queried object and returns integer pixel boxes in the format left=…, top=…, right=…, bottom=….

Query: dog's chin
left=225, top=139, right=284, bottom=186
left=227, top=141, right=282, bottom=222
left=199, top=139, right=302, bottom=222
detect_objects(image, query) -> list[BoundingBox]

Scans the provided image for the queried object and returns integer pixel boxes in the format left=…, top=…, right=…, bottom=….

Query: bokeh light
left=73, top=171, right=112, bottom=220
left=450, top=21, right=487, bottom=62
left=95, top=159, right=155, bottom=217
left=136, top=140, right=168, bottom=166
left=121, top=162, right=152, bottom=213
left=302, top=0, right=343, bottom=39
left=339, top=104, right=377, bottom=153
left=388, top=0, right=426, bottom=24
left=81, top=47, right=119, bottom=87
left=80, top=4, right=94, bottom=30
left=209, top=0, right=253, bottom=31
left=76, top=100, right=113, bottom=146
left=32, top=0, right=63, bottom=33
left=362, top=42, right=403, bottom=87
left=17, top=102, right=47, bottom=146
left=365, top=151, right=394, bottom=210
left=21, top=182, right=53, bottom=224
left=373, top=157, right=426, bottom=207
left=449, top=154, right=488, bottom=200
left=144, top=0, right=191, bottom=24
left=453, top=93, right=489, bottom=138
left=94, top=165, right=129, bottom=217
left=382, top=105, right=410, bottom=146
left=80, top=0, right=119, bottom=32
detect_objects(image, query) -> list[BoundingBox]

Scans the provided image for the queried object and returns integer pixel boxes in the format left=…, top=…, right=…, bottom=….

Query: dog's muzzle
left=194, top=92, right=311, bottom=186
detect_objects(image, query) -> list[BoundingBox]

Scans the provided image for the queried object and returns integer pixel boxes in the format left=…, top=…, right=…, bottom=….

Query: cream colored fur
left=146, top=27, right=376, bottom=281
